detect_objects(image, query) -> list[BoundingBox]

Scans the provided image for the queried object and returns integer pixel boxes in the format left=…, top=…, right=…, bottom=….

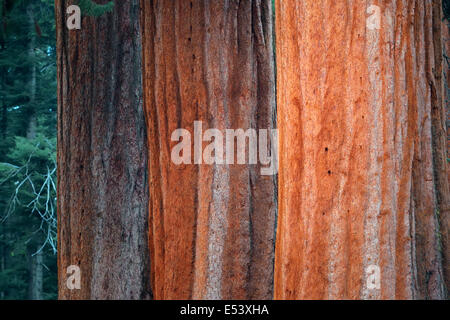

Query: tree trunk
left=1, top=102, right=5, bottom=140
left=442, top=16, right=450, bottom=295
left=25, top=5, right=42, bottom=300
left=56, top=0, right=151, bottom=299
left=0, top=40, right=6, bottom=141
left=28, top=247, right=43, bottom=300
left=141, top=0, right=276, bottom=299
left=26, top=4, right=37, bottom=140
left=0, top=232, right=5, bottom=299
left=274, top=0, right=448, bottom=299
left=0, top=9, right=5, bottom=141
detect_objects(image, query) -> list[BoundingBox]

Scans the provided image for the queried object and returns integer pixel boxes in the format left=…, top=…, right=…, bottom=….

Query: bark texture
left=274, top=0, right=448, bottom=299
left=443, top=17, right=450, bottom=294
left=28, top=248, right=43, bottom=300
left=141, top=0, right=276, bottom=299
left=27, top=4, right=42, bottom=300
left=56, top=0, right=151, bottom=299
left=26, top=4, right=37, bottom=140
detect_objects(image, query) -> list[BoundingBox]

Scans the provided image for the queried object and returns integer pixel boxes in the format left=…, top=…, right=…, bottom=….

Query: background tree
left=274, top=0, right=448, bottom=299
left=0, top=0, right=57, bottom=300
left=55, top=0, right=151, bottom=299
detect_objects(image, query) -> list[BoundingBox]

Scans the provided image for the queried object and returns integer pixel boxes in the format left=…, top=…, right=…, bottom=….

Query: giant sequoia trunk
left=56, top=0, right=151, bottom=299
left=274, top=0, right=449, bottom=299
left=443, top=17, right=450, bottom=295
left=141, top=0, right=276, bottom=299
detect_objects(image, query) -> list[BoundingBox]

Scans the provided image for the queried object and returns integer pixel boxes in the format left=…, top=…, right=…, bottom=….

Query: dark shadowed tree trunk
left=0, top=242, right=4, bottom=299
left=442, top=14, right=450, bottom=295
left=141, top=0, right=276, bottom=299
left=26, top=4, right=37, bottom=140
left=27, top=247, right=43, bottom=300
left=26, top=4, right=42, bottom=300
left=56, top=0, right=151, bottom=299
left=0, top=22, right=5, bottom=141
left=274, top=0, right=448, bottom=299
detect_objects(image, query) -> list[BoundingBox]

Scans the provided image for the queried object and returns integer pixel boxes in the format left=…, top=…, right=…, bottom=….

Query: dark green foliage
left=78, top=0, right=114, bottom=17
left=444, top=0, right=450, bottom=21
left=0, top=0, right=56, bottom=300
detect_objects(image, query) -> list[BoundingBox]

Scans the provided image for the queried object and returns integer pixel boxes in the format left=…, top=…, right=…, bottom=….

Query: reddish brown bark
left=274, top=0, right=447, bottom=299
left=141, top=0, right=276, bottom=299
left=56, top=0, right=151, bottom=299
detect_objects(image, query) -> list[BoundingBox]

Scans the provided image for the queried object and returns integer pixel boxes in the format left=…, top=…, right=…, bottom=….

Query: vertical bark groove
left=443, top=14, right=450, bottom=296
left=141, top=0, right=276, bottom=300
left=274, top=0, right=448, bottom=300
left=56, top=0, right=151, bottom=300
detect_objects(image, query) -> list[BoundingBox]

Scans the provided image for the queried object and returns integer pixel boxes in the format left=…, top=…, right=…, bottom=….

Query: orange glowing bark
left=140, top=0, right=276, bottom=299
left=274, top=0, right=448, bottom=299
